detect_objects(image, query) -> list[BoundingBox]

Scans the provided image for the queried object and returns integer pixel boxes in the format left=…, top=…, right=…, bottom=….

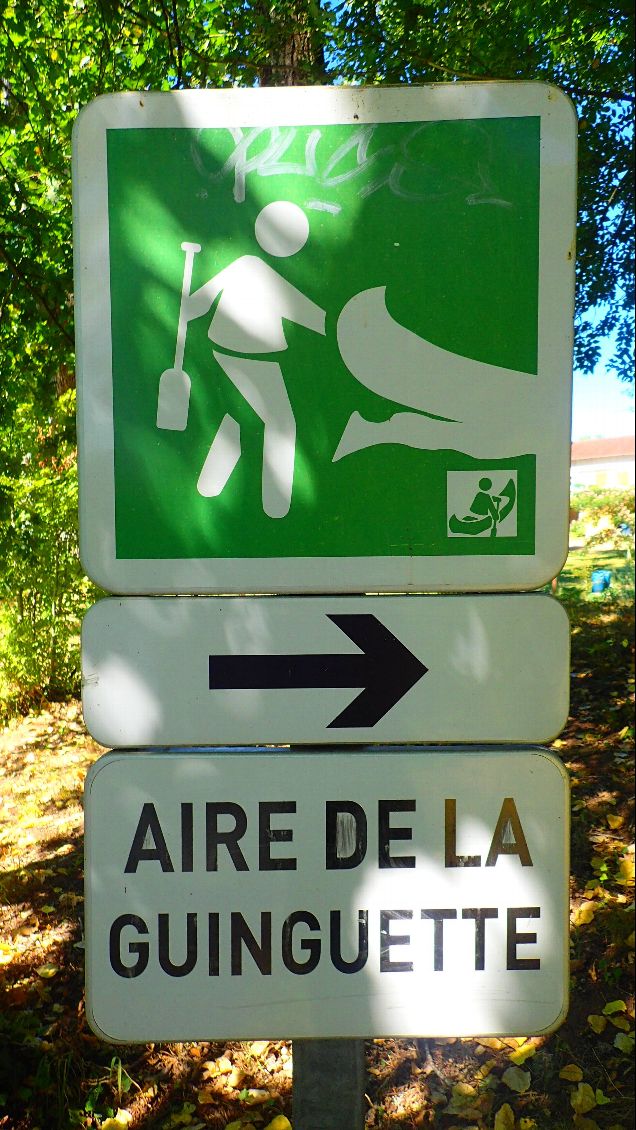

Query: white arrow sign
left=81, top=594, right=569, bottom=746
left=84, top=747, right=569, bottom=1042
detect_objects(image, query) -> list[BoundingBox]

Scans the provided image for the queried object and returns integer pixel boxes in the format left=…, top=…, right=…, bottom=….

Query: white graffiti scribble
left=307, top=200, right=342, bottom=214
left=190, top=123, right=509, bottom=209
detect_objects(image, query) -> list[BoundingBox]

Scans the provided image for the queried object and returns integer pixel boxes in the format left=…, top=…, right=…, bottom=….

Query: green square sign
left=73, top=84, right=576, bottom=594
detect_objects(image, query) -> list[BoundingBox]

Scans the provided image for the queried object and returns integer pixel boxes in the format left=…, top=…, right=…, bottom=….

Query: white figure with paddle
left=157, top=201, right=326, bottom=519
left=159, top=205, right=536, bottom=515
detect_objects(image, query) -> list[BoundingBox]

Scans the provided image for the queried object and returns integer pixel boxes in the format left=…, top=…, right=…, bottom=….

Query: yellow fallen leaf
left=572, top=901, right=597, bottom=926
left=203, top=1055, right=232, bottom=1078
left=609, top=1015, right=631, bottom=1031
left=616, top=854, right=635, bottom=886
left=603, top=999, right=627, bottom=1015
left=249, top=1040, right=270, bottom=1057
left=452, top=1082, right=477, bottom=1098
left=559, top=1063, right=583, bottom=1082
left=101, top=1112, right=133, bottom=1130
left=571, top=1082, right=597, bottom=1115
left=263, top=1117, right=292, bottom=1130
left=244, top=1088, right=271, bottom=1105
left=606, top=813, right=624, bottom=829
left=444, top=1081, right=480, bottom=1112
left=224, top=1122, right=243, bottom=1130
left=519, top=1120, right=537, bottom=1129
left=476, top=1059, right=497, bottom=1079
left=16, top=920, right=38, bottom=937
left=494, top=1103, right=515, bottom=1130
left=36, top=963, right=59, bottom=978
left=502, top=1065, right=531, bottom=1093
left=0, top=942, right=16, bottom=964
left=587, top=1014, right=607, bottom=1034
left=444, top=1080, right=487, bottom=1119
left=584, top=884, right=605, bottom=898
left=509, top=1044, right=536, bottom=1065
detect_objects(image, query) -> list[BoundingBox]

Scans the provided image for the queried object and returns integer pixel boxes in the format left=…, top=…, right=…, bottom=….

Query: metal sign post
left=74, top=81, right=576, bottom=1127
left=292, top=1040, right=366, bottom=1129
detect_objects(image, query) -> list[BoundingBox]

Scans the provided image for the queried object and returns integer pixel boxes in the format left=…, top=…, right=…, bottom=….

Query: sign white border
left=73, top=83, right=576, bottom=594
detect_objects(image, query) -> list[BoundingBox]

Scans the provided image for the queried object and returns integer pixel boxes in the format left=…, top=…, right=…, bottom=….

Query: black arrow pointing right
left=209, top=613, right=428, bottom=727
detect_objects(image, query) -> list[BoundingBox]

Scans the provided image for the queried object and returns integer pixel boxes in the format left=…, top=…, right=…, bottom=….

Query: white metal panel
left=84, top=747, right=570, bottom=1041
left=73, top=83, right=576, bottom=594
left=81, top=594, right=569, bottom=746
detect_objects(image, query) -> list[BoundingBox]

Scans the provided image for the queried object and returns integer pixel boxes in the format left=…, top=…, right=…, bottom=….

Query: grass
left=550, top=546, right=634, bottom=603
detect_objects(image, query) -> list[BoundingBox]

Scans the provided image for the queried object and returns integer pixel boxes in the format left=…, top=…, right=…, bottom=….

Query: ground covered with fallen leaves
left=0, top=597, right=634, bottom=1130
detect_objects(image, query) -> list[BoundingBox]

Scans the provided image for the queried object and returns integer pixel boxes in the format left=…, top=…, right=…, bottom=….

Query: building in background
left=570, top=435, right=635, bottom=492
left=568, top=435, right=634, bottom=552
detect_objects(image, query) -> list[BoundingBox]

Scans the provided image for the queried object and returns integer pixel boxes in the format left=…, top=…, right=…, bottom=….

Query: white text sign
left=84, top=748, right=569, bottom=1041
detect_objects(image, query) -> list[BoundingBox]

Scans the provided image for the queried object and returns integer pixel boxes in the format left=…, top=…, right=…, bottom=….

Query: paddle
left=156, top=241, right=201, bottom=431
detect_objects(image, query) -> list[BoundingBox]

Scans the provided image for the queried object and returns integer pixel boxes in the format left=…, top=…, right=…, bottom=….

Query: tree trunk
left=256, top=1, right=326, bottom=86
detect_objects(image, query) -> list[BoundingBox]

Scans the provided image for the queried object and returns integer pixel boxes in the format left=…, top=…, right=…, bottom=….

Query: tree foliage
left=0, top=390, right=98, bottom=713
left=1, top=1, right=632, bottom=407
left=571, top=484, right=635, bottom=558
left=0, top=0, right=634, bottom=703
left=329, top=0, right=635, bottom=383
